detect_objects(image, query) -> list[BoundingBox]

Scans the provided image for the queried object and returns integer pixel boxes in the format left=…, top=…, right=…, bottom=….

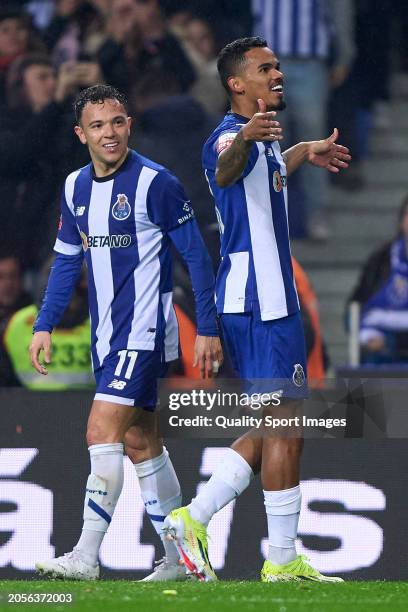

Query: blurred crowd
left=1, top=0, right=408, bottom=387
left=348, top=197, right=408, bottom=365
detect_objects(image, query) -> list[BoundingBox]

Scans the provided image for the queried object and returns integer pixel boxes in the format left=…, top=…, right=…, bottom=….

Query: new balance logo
left=76, top=206, right=86, bottom=216
left=107, top=379, right=127, bottom=390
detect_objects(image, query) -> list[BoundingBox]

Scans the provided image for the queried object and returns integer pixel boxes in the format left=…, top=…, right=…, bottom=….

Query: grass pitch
left=0, top=580, right=407, bottom=612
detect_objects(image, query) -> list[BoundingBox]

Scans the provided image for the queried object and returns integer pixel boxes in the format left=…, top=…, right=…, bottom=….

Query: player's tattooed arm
left=215, top=130, right=254, bottom=188
left=216, top=99, right=282, bottom=188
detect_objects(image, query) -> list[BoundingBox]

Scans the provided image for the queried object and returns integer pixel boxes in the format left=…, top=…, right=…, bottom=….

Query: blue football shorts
left=94, top=349, right=168, bottom=410
left=220, top=310, right=308, bottom=399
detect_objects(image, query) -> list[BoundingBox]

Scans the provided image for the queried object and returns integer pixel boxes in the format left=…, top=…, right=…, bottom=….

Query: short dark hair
left=74, top=85, right=128, bottom=123
left=217, top=36, right=268, bottom=96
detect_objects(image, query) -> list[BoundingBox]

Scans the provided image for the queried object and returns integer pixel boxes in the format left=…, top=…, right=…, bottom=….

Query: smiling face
left=229, top=46, right=285, bottom=114
left=74, top=98, right=131, bottom=176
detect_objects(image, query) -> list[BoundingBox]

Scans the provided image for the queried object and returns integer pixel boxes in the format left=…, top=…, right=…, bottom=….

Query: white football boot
left=140, top=557, right=195, bottom=582
left=35, top=549, right=99, bottom=580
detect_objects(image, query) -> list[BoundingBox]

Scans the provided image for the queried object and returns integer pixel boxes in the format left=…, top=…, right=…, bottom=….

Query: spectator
left=82, top=0, right=111, bottom=57
left=349, top=197, right=408, bottom=308
left=0, top=53, right=101, bottom=269
left=173, top=16, right=227, bottom=115
left=4, top=260, right=93, bottom=390
left=0, top=251, right=32, bottom=386
left=97, top=0, right=195, bottom=96
left=129, top=67, right=219, bottom=260
left=165, top=0, right=253, bottom=49
left=347, top=196, right=408, bottom=363
left=252, top=0, right=355, bottom=240
left=0, top=4, right=45, bottom=104
left=43, top=0, right=100, bottom=65
left=330, top=0, right=394, bottom=191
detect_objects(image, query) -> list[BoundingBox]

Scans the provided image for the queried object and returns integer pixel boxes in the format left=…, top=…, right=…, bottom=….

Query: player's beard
left=268, top=98, right=286, bottom=112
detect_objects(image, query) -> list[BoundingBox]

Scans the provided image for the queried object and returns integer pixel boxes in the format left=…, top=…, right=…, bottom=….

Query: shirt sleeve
left=34, top=252, right=84, bottom=333
left=204, top=128, right=259, bottom=178
left=54, top=183, right=83, bottom=256
left=147, top=171, right=195, bottom=232
left=168, top=219, right=218, bottom=337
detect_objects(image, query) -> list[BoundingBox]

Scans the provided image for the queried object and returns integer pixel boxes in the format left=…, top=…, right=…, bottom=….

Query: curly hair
left=73, top=84, right=128, bottom=123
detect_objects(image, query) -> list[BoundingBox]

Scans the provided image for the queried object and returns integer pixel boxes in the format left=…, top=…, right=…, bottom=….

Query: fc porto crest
left=112, top=193, right=131, bottom=221
left=292, top=363, right=305, bottom=387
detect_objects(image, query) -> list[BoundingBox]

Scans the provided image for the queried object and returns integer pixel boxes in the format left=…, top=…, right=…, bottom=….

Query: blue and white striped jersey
left=55, top=150, right=196, bottom=369
left=202, top=112, right=299, bottom=321
left=252, top=0, right=331, bottom=60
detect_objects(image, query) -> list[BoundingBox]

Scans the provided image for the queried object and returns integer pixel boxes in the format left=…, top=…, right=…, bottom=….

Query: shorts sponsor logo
left=107, top=379, right=127, bottom=390
left=292, top=363, right=305, bottom=387
left=75, top=206, right=86, bottom=216
left=112, top=194, right=131, bottom=221
left=80, top=232, right=131, bottom=251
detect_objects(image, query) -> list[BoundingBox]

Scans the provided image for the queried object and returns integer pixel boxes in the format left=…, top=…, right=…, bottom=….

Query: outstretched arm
left=283, top=128, right=351, bottom=176
left=215, top=99, right=283, bottom=188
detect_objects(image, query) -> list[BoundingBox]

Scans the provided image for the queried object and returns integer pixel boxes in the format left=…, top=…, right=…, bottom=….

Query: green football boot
left=163, top=507, right=217, bottom=582
left=261, top=555, right=344, bottom=583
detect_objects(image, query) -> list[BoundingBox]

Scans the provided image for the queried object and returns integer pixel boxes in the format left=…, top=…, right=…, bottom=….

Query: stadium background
left=1, top=0, right=408, bottom=581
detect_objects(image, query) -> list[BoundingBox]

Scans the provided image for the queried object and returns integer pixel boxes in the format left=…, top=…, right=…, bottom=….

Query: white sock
left=188, top=448, right=254, bottom=526
left=134, top=447, right=181, bottom=565
left=75, top=443, right=124, bottom=566
left=264, top=485, right=301, bottom=566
